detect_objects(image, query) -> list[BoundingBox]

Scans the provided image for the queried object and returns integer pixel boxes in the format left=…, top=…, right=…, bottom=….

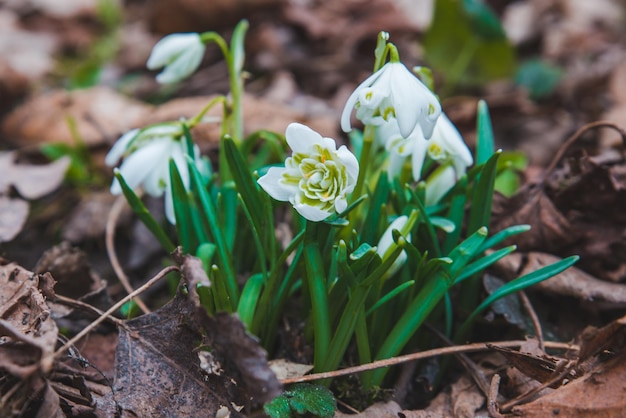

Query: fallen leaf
left=401, top=375, right=484, bottom=418
left=268, top=359, right=313, bottom=380
left=577, top=313, right=626, bottom=363
left=101, top=290, right=246, bottom=417
left=34, top=241, right=103, bottom=299
left=498, top=252, right=626, bottom=308
left=0, top=196, right=29, bottom=242
left=1, top=86, right=149, bottom=147
left=334, top=401, right=401, bottom=417
left=492, top=185, right=577, bottom=252
left=0, top=262, right=61, bottom=416
left=0, top=151, right=70, bottom=199
left=512, top=349, right=626, bottom=417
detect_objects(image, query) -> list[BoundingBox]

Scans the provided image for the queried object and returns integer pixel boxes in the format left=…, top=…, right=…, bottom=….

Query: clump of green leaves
left=264, top=384, right=336, bottom=418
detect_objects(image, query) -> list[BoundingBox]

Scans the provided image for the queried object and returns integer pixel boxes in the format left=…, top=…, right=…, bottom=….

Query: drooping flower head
left=257, top=123, right=359, bottom=222
left=147, top=33, right=206, bottom=84
left=106, top=123, right=205, bottom=224
left=376, top=215, right=411, bottom=279
left=381, top=114, right=473, bottom=182
left=341, top=62, right=442, bottom=139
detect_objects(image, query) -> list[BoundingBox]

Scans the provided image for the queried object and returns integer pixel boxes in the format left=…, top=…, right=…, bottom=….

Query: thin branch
left=280, top=340, right=578, bottom=385
left=542, top=121, right=626, bottom=182
left=46, top=265, right=179, bottom=365
left=53, top=294, right=124, bottom=326
left=488, top=374, right=504, bottom=418
left=519, top=291, right=544, bottom=351
left=106, top=195, right=150, bottom=314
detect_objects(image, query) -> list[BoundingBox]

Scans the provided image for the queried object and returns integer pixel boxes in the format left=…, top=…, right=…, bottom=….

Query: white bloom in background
left=381, top=114, right=473, bottom=182
left=106, top=124, right=203, bottom=224
left=257, top=123, right=359, bottom=222
left=425, top=165, right=456, bottom=206
left=376, top=215, right=411, bottom=279
left=147, top=33, right=206, bottom=83
left=341, top=62, right=442, bottom=139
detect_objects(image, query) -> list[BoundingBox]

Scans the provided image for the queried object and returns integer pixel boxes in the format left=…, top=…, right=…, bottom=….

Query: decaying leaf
left=0, top=151, right=70, bottom=200
left=0, top=262, right=61, bottom=416
left=101, top=289, right=245, bottom=417
left=512, top=349, right=626, bottom=417
left=577, top=313, right=626, bottom=363
left=0, top=196, right=29, bottom=242
left=1, top=86, right=149, bottom=147
left=268, top=359, right=314, bottom=380
left=335, top=401, right=402, bottom=417
left=497, top=252, right=626, bottom=309
left=492, top=184, right=577, bottom=253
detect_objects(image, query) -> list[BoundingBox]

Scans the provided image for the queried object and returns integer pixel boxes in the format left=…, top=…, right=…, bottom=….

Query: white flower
left=341, top=62, right=442, bottom=139
left=425, top=165, right=456, bottom=206
left=376, top=215, right=411, bottom=279
left=106, top=124, right=203, bottom=224
left=257, top=123, right=359, bottom=222
left=383, top=114, right=473, bottom=182
left=147, top=33, right=206, bottom=83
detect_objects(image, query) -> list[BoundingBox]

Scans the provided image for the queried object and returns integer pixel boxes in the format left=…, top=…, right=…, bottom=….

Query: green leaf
left=237, top=273, right=264, bottom=329
left=424, top=0, right=515, bottom=88
left=478, top=224, right=530, bottom=253
left=467, top=151, right=500, bottom=233
left=455, top=245, right=517, bottom=285
left=264, top=384, right=336, bottom=418
left=456, top=255, right=579, bottom=342
left=113, top=169, right=175, bottom=252
left=462, top=0, right=506, bottom=41
left=515, top=59, right=564, bottom=100
left=476, top=100, right=495, bottom=165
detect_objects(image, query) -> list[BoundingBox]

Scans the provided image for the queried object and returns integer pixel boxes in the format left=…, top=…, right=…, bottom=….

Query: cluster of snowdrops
left=106, top=22, right=577, bottom=391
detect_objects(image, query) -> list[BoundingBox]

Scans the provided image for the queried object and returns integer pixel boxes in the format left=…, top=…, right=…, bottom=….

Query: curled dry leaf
left=0, top=151, right=70, bottom=200
left=0, top=262, right=62, bottom=416
left=512, top=349, right=626, bottom=417
left=498, top=252, right=626, bottom=308
left=0, top=196, right=29, bottom=242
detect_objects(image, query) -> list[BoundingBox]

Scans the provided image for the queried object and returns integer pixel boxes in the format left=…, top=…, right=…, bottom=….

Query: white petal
left=294, top=203, right=331, bottom=222
left=257, top=166, right=294, bottom=202
left=141, top=123, right=181, bottom=138
left=425, top=165, right=456, bottom=206
left=389, top=63, right=422, bottom=138
left=164, top=182, right=176, bottom=224
left=387, top=151, right=406, bottom=181
left=170, top=141, right=190, bottom=187
left=155, top=44, right=205, bottom=83
left=285, top=123, right=326, bottom=154
left=377, top=215, right=409, bottom=257
left=340, top=67, right=386, bottom=133
left=335, top=145, right=359, bottom=182
left=334, top=196, right=348, bottom=213
left=110, top=138, right=172, bottom=194
left=411, top=136, right=429, bottom=182
left=105, top=129, right=139, bottom=167
left=147, top=33, right=202, bottom=69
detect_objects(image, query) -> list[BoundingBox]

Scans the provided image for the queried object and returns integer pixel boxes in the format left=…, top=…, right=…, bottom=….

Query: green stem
left=442, top=38, right=478, bottom=97
left=304, top=222, right=331, bottom=373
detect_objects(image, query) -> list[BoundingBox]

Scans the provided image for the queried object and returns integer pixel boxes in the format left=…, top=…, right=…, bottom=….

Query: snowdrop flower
left=382, top=114, right=473, bottom=182
left=257, top=123, right=359, bottom=222
left=376, top=215, right=411, bottom=279
left=341, top=62, right=442, bottom=139
left=106, top=124, right=203, bottom=224
left=425, top=165, right=456, bottom=206
left=147, top=33, right=206, bottom=83
left=411, top=114, right=473, bottom=181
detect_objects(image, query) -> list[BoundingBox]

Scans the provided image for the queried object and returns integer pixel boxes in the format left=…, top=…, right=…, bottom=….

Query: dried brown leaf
left=401, top=376, right=484, bottom=418
left=1, top=86, right=149, bottom=147
left=492, top=185, right=577, bottom=253
left=0, top=196, right=29, bottom=242
left=334, top=401, right=401, bottom=417
left=102, top=290, right=244, bottom=417
left=512, top=349, right=626, bottom=417
left=499, top=252, right=626, bottom=308
left=0, top=151, right=70, bottom=199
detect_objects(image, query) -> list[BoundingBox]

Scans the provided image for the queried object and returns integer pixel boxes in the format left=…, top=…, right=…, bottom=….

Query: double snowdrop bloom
left=257, top=123, right=359, bottom=222
left=376, top=215, right=411, bottom=279
left=341, top=62, right=442, bottom=139
left=106, top=124, right=203, bottom=224
left=147, top=33, right=206, bottom=83
left=383, top=114, right=473, bottom=182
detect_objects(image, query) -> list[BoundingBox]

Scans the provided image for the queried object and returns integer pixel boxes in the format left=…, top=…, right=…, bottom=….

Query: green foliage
left=424, top=0, right=515, bottom=91
left=264, top=384, right=336, bottom=418
left=515, top=59, right=564, bottom=100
